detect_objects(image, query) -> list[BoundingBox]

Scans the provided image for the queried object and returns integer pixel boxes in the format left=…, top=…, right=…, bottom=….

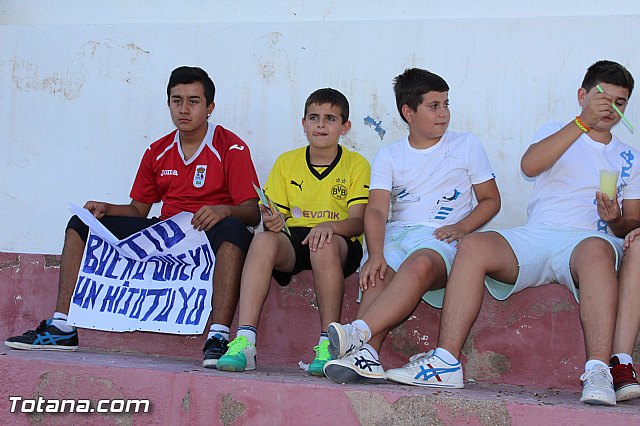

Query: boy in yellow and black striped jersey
left=217, top=88, right=370, bottom=375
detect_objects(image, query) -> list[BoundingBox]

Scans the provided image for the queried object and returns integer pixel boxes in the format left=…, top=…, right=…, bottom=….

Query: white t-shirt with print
left=526, top=120, right=640, bottom=233
left=370, top=131, right=495, bottom=229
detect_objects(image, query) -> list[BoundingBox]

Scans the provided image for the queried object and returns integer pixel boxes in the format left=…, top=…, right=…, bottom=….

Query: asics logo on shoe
left=34, top=332, right=75, bottom=346
left=354, top=356, right=382, bottom=372
left=415, top=364, right=461, bottom=382
left=229, top=144, right=245, bottom=151
left=347, top=341, right=363, bottom=356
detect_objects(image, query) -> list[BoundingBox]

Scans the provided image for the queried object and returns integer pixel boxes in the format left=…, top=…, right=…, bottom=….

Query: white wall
left=1, top=1, right=639, bottom=254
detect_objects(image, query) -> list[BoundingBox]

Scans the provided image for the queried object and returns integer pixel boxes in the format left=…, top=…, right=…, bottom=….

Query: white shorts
left=483, top=224, right=623, bottom=303
left=360, top=225, right=457, bottom=308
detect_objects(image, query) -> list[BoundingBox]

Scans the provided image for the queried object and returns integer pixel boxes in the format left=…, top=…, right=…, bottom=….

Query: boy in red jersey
left=5, top=67, right=261, bottom=368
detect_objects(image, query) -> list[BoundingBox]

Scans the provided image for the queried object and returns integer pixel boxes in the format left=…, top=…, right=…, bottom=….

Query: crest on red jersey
left=193, top=165, right=207, bottom=188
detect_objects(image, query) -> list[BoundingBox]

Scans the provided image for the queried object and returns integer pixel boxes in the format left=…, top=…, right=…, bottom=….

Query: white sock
left=51, top=312, right=74, bottom=332
left=318, top=333, right=329, bottom=345
left=237, top=327, right=257, bottom=346
left=585, top=359, right=608, bottom=372
left=434, top=347, right=459, bottom=364
left=362, top=343, right=379, bottom=360
left=352, top=319, right=372, bottom=343
left=208, top=324, right=230, bottom=341
left=613, top=353, right=634, bottom=365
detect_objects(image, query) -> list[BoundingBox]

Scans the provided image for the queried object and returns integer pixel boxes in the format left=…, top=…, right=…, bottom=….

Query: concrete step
left=1, top=349, right=639, bottom=426
left=2, top=252, right=640, bottom=392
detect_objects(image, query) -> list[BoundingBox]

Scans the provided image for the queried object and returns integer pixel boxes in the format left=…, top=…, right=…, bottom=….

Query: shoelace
left=344, top=324, right=370, bottom=350
left=581, top=368, right=612, bottom=388
left=225, top=337, right=250, bottom=356
left=611, top=363, right=638, bottom=382
left=404, top=351, right=435, bottom=367
left=314, top=341, right=330, bottom=359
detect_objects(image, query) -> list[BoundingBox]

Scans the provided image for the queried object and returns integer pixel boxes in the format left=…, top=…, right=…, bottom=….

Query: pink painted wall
left=5, top=251, right=636, bottom=391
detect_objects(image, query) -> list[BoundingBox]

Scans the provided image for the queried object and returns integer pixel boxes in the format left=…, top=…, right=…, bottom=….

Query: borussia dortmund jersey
left=264, top=145, right=370, bottom=240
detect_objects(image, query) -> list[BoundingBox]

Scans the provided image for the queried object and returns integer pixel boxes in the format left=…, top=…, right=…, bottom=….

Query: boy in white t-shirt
left=323, top=68, right=500, bottom=384
left=395, top=60, right=639, bottom=406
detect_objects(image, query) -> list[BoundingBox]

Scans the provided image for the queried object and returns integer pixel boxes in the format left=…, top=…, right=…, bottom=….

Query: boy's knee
left=454, top=234, right=484, bottom=259
left=404, top=252, right=439, bottom=276
left=575, top=237, right=614, bottom=261
left=66, top=215, right=89, bottom=243
left=250, top=231, right=280, bottom=249
left=206, top=216, right=253, bottom=254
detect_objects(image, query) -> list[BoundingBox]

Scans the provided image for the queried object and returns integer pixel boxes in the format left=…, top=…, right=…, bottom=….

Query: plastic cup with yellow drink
left=599, top=169, right=619, bottom=199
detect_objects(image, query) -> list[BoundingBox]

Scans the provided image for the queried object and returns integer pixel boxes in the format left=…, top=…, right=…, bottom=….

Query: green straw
left=596, top=84, right=635, bottom=132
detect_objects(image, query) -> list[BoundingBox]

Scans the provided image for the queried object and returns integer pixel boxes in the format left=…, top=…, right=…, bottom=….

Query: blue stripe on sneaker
left=33, top=332, right=75, bottom=346
left=415, top=364, right=461, bottom=382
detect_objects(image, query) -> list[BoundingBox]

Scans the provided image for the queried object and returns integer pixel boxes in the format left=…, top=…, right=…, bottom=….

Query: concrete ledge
left=1, top=349, right=639, bottom=426
left=3, top=252, right=639, bottom=391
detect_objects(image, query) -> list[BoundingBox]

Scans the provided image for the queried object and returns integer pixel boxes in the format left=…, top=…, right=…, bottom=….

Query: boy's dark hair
left=167, top=66, right=216, bottom=105
left=304, top=88, right=349, bottom=123
left=393, top=68, right=449, bottom=123
left=582, top=60, right=634, bottom=98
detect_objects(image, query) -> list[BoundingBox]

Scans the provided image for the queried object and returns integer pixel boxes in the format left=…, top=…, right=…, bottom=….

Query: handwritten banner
left=67, top=204, right=214, bottom=334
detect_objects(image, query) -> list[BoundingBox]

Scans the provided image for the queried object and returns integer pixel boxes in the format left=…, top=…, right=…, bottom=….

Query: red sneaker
left=610, top=356, right=640, bottom=402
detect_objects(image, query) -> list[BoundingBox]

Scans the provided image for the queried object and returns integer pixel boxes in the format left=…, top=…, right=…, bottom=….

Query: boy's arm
left=359, top=189, right=391, bottom=290
left=84, top=200, right=152, bottom=219
left=599, top=197, right=640, bottom=238
left=433, top=179, right=501, bottom=243
left=192, top=198, right=260, bottom=232
left=520, top=123, right=583, bottom=177
left=521, top=90, right=616, bottom=178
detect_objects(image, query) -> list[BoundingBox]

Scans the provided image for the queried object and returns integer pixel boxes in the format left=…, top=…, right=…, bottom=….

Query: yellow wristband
left=574, top=116, right=590, bottom=133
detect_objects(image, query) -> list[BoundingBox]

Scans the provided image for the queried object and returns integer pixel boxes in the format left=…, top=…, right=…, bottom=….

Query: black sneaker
left=202, top=335, right=229, bottom=368
left=5, top=319, right=78, bottom=351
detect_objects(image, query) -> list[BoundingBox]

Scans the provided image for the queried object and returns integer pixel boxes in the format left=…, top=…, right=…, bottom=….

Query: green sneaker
left=308, top=340, right=331, bottom=376
left=216, top=336, right=256, bottom=372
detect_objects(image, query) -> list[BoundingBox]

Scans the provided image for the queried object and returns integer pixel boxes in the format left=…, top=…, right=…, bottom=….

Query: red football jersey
left=130, top=124, right=259, bottom=219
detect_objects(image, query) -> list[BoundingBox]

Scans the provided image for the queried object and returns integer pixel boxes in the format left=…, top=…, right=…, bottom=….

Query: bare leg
left=613, top=238, right=640, bottom=355
left=310, top=237, right=349, bottom=331
left=571, top=237, right=618, bottom=363
left=437, top=232, right=518, bottom=359
left=207, top=241, right=247, bottom=328
left=236, top=232, right=295, bottom=327
left=356, top=269, right=396, bottom=352
left=55, top=229, right=86, bottom=314
left=360, top=249, right=447, bottom=344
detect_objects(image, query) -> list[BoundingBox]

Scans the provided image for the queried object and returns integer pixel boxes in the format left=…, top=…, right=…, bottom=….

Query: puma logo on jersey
left=229, top=144, right=245, bottom=151
left=290, top=180, right=303, bottom=191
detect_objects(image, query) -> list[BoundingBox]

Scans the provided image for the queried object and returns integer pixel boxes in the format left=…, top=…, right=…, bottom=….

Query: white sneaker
left=386, top=352, right=464, bottom=388
left=324, top=347, right=387, bottom=384
left=327, top=322, right=370, bottom=359
left=580, top=364, right=616, bottom=406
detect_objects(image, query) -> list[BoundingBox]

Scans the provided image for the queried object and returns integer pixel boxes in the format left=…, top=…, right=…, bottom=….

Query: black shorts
left=272, top=227, right=363, bottom=286
left=66, top=215, right=253, bottom=255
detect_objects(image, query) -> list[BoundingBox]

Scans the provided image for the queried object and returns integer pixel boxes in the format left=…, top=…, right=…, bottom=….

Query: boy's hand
left=192, top=205, right=231, bottom=231
left=433, top=225, right=465, bottom=243
left=595, top=191, right=621, bottom=224
left=84, top=201, right=109, bottom=219
left=623, top=228, right=640, bottom=251
left=302, top=222, right=335, bottom=251
left=579, top=91, right=615, bottom=128
left=260, top=204, right=285, bottom=232
left=359, top=253, right=387, bottom=291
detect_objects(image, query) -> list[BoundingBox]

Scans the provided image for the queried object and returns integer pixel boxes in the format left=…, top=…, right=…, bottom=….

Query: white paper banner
left=67, top=204, right=214, bottom=334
